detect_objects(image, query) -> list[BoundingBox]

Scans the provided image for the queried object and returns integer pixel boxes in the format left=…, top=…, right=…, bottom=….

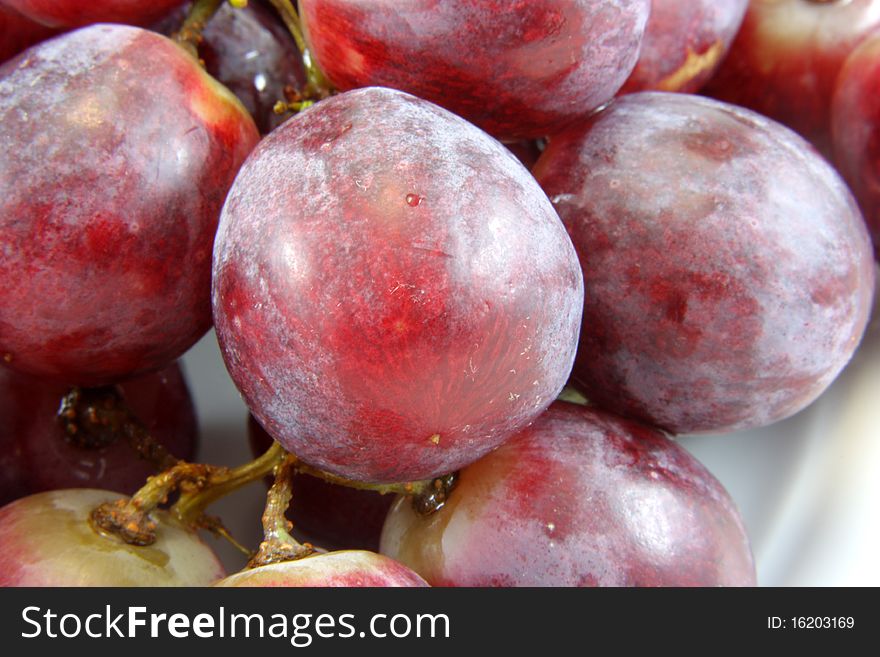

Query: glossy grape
left=213, top=87, right=584, bottom=483
left=832, top=34, right=880, bottom=258
left=0, top=363, right=197, bottom=506
left=381, top=402, right=756, bottom=586
left=0, top=25, right=259, bottom=385
left=533, top=92, right=875, bottom=435
left=620, top=0, right=747, bottom=94
left=300, top=0, right=650, bottom=140
left=0, top=489, right=225, bottom=586
left=215, top=551, right=427, bottom=587
left=154, top=0, right=305, bottom=134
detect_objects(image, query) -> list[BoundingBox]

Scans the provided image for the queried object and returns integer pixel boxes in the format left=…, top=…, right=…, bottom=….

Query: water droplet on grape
left=405, top=193, right=422, bottom=207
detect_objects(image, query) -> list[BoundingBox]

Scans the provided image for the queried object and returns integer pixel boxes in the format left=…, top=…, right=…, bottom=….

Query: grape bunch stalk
left=0, top=0, right=877, bottom=588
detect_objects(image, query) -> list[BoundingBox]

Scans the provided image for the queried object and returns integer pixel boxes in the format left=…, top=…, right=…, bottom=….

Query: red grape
left=0, top=3, right=57, bottom=63
left=299, top=0, right=650, bottom=140
left=533, top=92, right=875, bottom=435
left=0, top=363, right=197, bottom=506
left=832, top=34, right=880, bottom=258
left=213, top=87, right=584, bottom=483
left=0, top=489, right=226, bottom=585
left=0, top=0, right=186, bottom=28
left=0, top=25, right=259, bottom=385
left=154, top=0, right=305, bottom=135
left=215, top=551, right=427, bottom=587
left=620, top=0, right=747, bottom=94
left=381, top=401, right=756, bottom=586
left=703, top=0, right=880, bottom=154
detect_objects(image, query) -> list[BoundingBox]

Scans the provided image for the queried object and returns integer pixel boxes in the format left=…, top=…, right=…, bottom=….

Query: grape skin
left=249, top=416, right=392, bottom=552
left=0, top=25, right=259, bottom=385
left=213, top=87, right=584, bottom=483
left=153, top=0, right=306, bottom=135
left=300, top=0, right=650, bottom=140
left=0, top=489, right=226, bottom=586
left=381, top=401, right=756, bottom=587
left=0, top=3, right=57, bottom=63
left=703, top=0, right=880, bottom=154
left=0, top=0, right=187, bottom=28
left=534, top=92, right=875, bottom=435
left=832, top=35, right=880, bottom=259
left=216, top=551, right=427, bottom=587
left=619, top=0, right=747, bottom=94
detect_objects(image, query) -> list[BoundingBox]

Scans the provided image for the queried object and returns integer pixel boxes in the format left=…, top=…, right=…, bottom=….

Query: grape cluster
left=0, top=0, right=876, bottom=588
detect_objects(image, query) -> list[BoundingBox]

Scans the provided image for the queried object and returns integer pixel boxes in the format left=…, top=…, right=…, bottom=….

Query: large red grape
left=0, top=363, right=197, bottom=506
left=620, top=0, right=747, bottom=94
left=703, top=0, right=880, bottom=154
left=299, top=0, right=650, bottom=140
left=0, top=3, right=57, bottom=63
left=213, top=87, right=584, bottom=483
left=0, top=0, right=186, bottom=28
left=215, top=551, right=427, bottom=587
left=0, top=489, right=225, bottom=585
left=533, top=92, right=875, bottom=435
left=154, top=0, right=305, bottom=135
left=0, top=25, right=259, bottom=385
left=832, top=34, right=880, bottom=258
left=381, top=402, right=756, bottom=586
